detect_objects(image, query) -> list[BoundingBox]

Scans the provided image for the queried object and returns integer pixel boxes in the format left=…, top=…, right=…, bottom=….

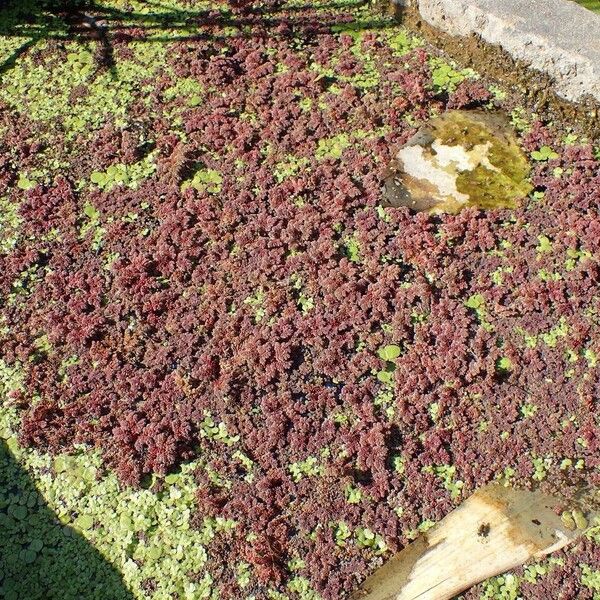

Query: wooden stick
left=352, top=484, right=586, bottom=600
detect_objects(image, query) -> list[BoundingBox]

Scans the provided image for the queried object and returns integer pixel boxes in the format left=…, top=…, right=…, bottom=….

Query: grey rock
left=395, top=0, right=600, bottom=104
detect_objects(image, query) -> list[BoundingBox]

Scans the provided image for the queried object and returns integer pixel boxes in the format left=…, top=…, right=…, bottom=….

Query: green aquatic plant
left=581, top=564, right=600, bottom=592
left=495, top=356, right=513, bottom=376
left=0, top=197, right=22, bottom=254
left=531, top=146, right=559, bottom=161
left=79, top=202, right=105, bottom=251
left=0, top=439, right=135, bottom=600
left=422, top=464, right=464, bottom=501
left=377, top=344, right=401, bottom=361
left=465, top=293, right=494, bottom=333
left=181, top=167, right=223, bottom=194
left=332, top=521, right=352, bottom=546
left=0, top=397, right=228, bottom=600
left=273, top=155, right=310, bottom=183
left=531, top=455, right=552, bottom=482
left=243, top=288, right=266, bottom=322
left=374, top=387, right=395, bottom=419
left=429, top=58, right=477, bottom=93
left=90, top=152, right=158, bottom=191
left=386, top=29, right=422, bottom=56
left=355, top=527, right=387, bottom=554
left=519, top=402, right=538, bottom=419
left=289, top=456, right=324, bottom=482
left=1, top=43, right=165, bottom=138
left=343, top=233, right=361, bottom=264
left=17, top=173, right=36, bottom=190
left=287, top=576, right=321, bottom=599
left=163, top=77, right=203, bottom=107
left=391, top=454, right=405, bottom=475
left=315, top=134, right=351, bottom=160
left=536, top=234, right=553, bottom=254
left=200, top=413, right=240, bottom=446
left=522, top=558, right=565, bottom=584
left=344, top=484, right=363, bottom=504
left=482, top=573, right=520, bottom=599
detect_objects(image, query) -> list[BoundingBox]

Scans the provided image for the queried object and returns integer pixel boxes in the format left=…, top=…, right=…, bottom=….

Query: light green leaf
left=377, top=370, right=393, bottom=384
left=90, top=172, right=105, bottom=184
left=75, top=514, right=94, bottom=530
left=378, top=344, right=401, bottom=361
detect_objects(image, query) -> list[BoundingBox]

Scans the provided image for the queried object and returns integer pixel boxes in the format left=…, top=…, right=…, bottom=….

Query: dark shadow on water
left=0, top=440, right=134, bottom=600
left=0, top=0, right=396, bottom=75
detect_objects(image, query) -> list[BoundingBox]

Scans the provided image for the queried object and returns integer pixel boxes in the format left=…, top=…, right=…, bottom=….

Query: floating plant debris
left=383, top=110, right=533, bottom=213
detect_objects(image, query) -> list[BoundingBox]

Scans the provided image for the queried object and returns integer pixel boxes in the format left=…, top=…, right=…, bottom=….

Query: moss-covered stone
left=383, top=110, right=533, bottom=213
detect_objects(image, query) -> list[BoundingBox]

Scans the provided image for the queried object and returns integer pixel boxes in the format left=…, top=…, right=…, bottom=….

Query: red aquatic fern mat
left=1, top=2, right=600, bottom=598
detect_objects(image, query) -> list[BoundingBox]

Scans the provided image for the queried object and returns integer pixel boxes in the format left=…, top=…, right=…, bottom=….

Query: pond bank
left=393, top=0, right=600, bottom=138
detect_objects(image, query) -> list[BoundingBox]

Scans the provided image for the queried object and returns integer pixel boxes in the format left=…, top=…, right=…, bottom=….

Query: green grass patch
left=574, top=0, right=600, bottom=13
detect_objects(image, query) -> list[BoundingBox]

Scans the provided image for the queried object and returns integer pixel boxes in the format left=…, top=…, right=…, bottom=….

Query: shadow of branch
left=0, top=0, right=396, bottom=74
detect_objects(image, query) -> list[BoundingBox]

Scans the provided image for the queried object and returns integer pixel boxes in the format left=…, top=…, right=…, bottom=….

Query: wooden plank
left=352, top=484, right=586, bottom=600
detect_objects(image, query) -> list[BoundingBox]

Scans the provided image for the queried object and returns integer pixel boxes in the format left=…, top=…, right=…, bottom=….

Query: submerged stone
left=383, top=110, right=533, bottom=213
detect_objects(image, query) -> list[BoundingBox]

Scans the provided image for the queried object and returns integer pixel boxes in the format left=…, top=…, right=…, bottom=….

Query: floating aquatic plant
left=1, top=0, right=599, bottom=599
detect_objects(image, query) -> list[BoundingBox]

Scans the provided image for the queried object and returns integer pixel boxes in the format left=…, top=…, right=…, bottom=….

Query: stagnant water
left=1, top=1, right=599, bottom=599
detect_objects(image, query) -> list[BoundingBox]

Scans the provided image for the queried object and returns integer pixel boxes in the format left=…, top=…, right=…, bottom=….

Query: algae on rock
left=383, top=110, right=533, bottom=213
